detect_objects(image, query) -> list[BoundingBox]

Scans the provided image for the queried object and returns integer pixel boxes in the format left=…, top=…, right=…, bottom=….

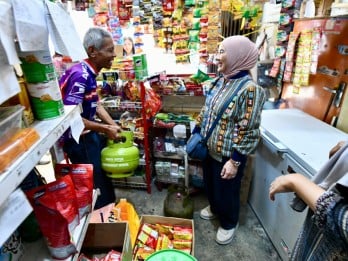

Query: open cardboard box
left=80, top=222, right=132, bottom=260
left=138, top=215, right=195, bottom=256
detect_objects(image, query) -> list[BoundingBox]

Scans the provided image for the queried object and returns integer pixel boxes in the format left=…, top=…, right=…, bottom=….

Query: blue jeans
left=63, top=132, right=116, bottom=209
left=202, top=154, right=247, bottom=229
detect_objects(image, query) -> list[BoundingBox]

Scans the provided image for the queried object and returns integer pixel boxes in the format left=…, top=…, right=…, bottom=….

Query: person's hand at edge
left=329, top=141, right=346, bottom=158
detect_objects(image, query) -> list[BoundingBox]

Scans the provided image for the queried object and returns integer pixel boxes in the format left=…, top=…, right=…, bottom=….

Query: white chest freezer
left=248, top=108, right=348, bottom=260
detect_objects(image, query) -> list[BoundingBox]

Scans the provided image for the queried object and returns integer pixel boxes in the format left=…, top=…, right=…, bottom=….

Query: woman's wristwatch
left=230, top=159, right=241, bottom=167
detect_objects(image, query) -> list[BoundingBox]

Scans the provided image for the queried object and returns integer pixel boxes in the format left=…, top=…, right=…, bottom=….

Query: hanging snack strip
left=109, top=16, right=123, bottom=45
left=292, top=30, right=313, bottom=87
left=283, top=31, right=299, bottom=82
left=206, top=2, right=220, bottom=54
left=158, top=1, right=175, bottom=52
left=151, top=0, right=164, bottom=30
left=172, top=2, right=190, bottom=63
left=133, top=16, right=145, bottom=54
left=188, top=0, right=210, bottom=64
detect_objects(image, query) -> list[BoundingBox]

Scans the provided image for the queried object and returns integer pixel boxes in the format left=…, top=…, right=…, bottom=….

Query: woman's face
left=215, top=44, right=227, bottom=74
left=124, top=39, right=133, bottom=55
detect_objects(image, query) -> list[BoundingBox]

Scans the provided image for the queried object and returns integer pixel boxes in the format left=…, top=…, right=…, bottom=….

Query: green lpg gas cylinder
left=163, top=185, right=194, bottom=219
left=101, top=131, right=140, bottom=178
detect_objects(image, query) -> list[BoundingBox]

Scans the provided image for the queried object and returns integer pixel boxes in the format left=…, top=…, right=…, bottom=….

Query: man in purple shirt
left=60, top=27, right=121, bottom=209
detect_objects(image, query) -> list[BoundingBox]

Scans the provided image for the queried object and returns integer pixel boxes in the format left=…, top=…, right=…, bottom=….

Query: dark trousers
left=63, top=132, right=116, bottom=209
left=202, top=154, right=247, bottom=229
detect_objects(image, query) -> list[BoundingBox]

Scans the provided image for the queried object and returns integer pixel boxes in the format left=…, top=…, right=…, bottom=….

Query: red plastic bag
left=26, top=175, right=79, bottom=260
left=55, top=164, right=94, bottom=219
left=144, top=87, right=162, bottom=119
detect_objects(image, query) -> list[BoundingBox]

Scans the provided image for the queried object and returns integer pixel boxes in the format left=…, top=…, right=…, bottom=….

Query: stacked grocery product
left=18, top=49, right=65, bottom=120
left=0, top=105, right=40, bottom=173
left=133, top=218, right=194, bottom=260
left=132, top=16, right=145, bottom=55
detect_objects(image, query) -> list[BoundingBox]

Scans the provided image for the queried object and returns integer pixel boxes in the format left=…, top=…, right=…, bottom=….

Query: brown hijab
left=220, top=35, right=258, bottom=78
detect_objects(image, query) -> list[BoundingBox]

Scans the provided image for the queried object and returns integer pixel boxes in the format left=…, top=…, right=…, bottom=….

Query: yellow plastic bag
left=111, top=198, right=140, bottom=247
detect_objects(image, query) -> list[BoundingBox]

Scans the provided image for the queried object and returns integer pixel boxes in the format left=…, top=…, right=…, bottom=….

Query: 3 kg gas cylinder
left=101, top=131, right=140, bottom=178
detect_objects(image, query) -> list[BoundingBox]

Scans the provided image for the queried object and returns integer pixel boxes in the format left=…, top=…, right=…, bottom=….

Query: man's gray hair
left=83, top=27, right=112, bottom=51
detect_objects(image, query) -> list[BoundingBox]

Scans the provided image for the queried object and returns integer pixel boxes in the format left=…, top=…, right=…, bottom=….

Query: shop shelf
left=0, top=105, right=82, bottom=207
left=0, top=105, right=82, bottom=247
left=111, top=175, right=149, bottom=190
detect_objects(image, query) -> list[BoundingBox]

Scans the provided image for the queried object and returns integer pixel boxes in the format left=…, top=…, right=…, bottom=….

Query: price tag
left=0, top=188, right=32, bottom=246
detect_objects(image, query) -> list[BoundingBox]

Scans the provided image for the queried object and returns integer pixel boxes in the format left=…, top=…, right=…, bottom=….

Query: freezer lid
left=260, top=108, right=348, bottom=175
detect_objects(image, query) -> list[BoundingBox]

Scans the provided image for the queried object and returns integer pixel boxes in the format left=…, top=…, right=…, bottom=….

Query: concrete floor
left=115, top=184, right=282, bottom=261
left=36, top=156, right=281, bottom=261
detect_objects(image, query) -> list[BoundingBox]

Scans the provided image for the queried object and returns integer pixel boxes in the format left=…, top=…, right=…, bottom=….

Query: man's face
left=94, top=37, right=116, bottom=70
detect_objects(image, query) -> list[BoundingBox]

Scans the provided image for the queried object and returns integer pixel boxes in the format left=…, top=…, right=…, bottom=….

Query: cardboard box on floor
left=80, top=222, right=132, bottom=260
left=139, top=215, right=195, bottom=256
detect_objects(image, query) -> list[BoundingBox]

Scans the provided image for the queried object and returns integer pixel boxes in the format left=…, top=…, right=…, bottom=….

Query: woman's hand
left=269, top=174, right=326, bottom=211
left=269, top=175, right=296, bottom=201
left=221, top=160, right=238, bottom=179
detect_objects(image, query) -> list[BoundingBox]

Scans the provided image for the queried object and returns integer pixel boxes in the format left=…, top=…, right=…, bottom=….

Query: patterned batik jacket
left=196, top=75, right=266, bottom=162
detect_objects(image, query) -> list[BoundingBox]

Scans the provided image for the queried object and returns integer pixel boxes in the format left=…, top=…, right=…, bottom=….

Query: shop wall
left=67, top=6, right=197, bottom=76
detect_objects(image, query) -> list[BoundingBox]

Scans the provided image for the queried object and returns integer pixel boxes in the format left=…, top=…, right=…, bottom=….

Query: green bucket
left=145, top=249, right=197, bottom=261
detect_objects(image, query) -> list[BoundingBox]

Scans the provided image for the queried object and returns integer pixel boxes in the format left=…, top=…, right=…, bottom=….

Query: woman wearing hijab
left=269, top=141, right=348, bottom=260
left=194, top=35, right=266, bottom=244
